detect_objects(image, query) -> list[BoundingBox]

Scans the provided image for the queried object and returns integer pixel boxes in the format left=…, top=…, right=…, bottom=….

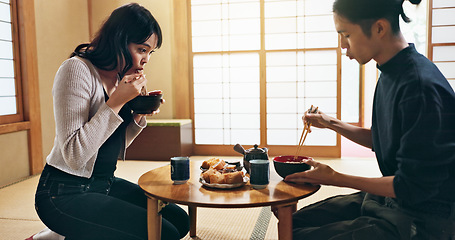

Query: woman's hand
left=107, top=72, right=147, bottom=113
left=284, top=158, right=340, bottom=186
left=116, top=72, right=147, bottom=102
left=132, top=97, right=165, bottom=123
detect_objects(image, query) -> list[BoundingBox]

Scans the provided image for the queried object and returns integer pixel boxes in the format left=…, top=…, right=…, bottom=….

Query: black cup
left=170, top=157, right=190, bottom=184
left=249, top=160, right=270, bottom=189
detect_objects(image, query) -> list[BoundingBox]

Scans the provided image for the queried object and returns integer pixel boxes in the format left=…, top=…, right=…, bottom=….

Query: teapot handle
left=233, top=143, right=246, bottom=155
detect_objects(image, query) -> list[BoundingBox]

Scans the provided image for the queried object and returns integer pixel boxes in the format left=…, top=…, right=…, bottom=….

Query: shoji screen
left=429, top=0, right=455, bottom=90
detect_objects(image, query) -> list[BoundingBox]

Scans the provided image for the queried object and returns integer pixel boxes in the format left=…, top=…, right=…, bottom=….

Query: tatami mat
left=1, top=156, right=379, bottom=240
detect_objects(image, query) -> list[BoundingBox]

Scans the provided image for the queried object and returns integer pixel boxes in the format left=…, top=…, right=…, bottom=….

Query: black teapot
left=234, top=143, right=269, bottom=174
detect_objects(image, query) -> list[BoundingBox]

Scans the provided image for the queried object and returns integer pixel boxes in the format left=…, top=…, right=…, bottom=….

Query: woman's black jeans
left=35, top=165, right=189, bottom=240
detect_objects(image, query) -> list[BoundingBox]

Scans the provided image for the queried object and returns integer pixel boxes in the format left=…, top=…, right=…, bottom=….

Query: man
left=286, top=0, right=455, bottom=239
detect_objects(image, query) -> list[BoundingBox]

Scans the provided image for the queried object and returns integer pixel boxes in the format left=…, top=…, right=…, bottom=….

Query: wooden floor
left=0, top=156, right=380, bottom=240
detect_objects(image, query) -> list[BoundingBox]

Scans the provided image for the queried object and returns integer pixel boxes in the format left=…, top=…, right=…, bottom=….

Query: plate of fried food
left=199, top=158, right=249, bottom=189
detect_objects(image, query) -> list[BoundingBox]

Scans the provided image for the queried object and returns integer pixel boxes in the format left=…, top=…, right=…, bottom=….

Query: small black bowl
left=273, top=155, right=312, bottom=179
left=127, top=94, right=162, bottom=114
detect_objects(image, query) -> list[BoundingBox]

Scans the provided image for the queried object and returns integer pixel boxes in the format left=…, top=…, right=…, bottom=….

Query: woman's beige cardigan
left=46, top=56, right=146, bottom=178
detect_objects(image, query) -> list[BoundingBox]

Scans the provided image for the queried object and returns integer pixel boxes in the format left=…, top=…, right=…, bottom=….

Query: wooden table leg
left=273, top=202, right=297, bottom=240
left=189, top=206, right=197, bottom=237
left=147, top=197, right=162, bottom=240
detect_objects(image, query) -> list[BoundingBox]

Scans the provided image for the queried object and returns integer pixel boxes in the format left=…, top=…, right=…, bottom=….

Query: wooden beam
left=172, top=0, right=191, bottom=119
left=17, top=0, right=44, bottom=175
left=0, top=122, right=30, bottom=134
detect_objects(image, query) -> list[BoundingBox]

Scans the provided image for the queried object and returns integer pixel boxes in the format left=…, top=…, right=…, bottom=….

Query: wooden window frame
left=427, top=0, right=455, bottom=61
left=0, top=0, right=43, bottom=175
left=181, top=0, right=343, bottom=157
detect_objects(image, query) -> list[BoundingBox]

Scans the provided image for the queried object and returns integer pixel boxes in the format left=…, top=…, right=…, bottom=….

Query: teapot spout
left=233, top=143, right=246, bottom=155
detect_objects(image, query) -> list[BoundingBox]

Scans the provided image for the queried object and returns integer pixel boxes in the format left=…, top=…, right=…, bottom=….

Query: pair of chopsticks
left=136, top=70, right=148, bottom=96
left=295, top=105, right=318, bottom=158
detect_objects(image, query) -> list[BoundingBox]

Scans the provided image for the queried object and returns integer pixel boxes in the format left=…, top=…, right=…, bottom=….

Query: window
left=0, top=0, right=23, bottom=124
left=428, top=0, right=455, bottom=90
left=0, top=0, right=43, bottom=175
left=190, top=0, right=347, bottom=157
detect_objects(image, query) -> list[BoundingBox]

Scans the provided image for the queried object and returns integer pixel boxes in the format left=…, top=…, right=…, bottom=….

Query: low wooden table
left=138, top=160, right=319, bottom=240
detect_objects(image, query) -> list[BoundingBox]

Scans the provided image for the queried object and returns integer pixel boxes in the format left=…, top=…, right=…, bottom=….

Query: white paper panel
left=432, top=9, right=455, bottom=26
left=229, top=82, right=260, bottom=98
left=432, top=26, right=455, bottom=43
left=0, top=2, right=10, bottom=22
left=229, top=19, right=260, bottom=35
left=192, top=21, right=222, bottom=37
left=230, top=129, right=260, bottom=145
left=229, top=67, right=260, bottom=83
left=0, top=40, right=13, bottom=59
left=305, top=65, right=337, bottom=81
left=304, top=15, right=335, bottom=32
left=305, top=32, right=339, bottom=48
left=0, top=59, right=14, bottom=78
left=194, top=99, right=223, bottom=113
left=341, top=54, right=360, bottom=122
left=299, top=97, right=337, bottom=114
left=228, top=2, right=260, bottom=19
left=191, top=5, right=222, bottom=21
left=267, top=113, right=299, bottom=129
left=193, top=54, right=222, bottom=67
left=264, top=1, right=297, bottom=18
left=267, top=82, right=298, bottom=98
left=449, top=80, right=455, bottom=91
left=195, top=114, right=223, bottom=129
left=193, top=83, right=223, bottom=98
left=0, top=22, right=12, bottom=41
left=267, top=98, right=297, bottom=113
left=0, top=97, right=16, bottom=115
left=230, top=113, right=260, bottom=129
left=265, top=18, right=296, bottom=34
left=229, top=53, right=259, bottom=67
left=265, top=33, right=298, bottom=50
left=304, top=128, right=336, bottom=146
left=193, top=68, right=223, bottom=83
left=304, top=0, right=333, bottom=15
left=267, top=129, right=298, bottom=145
left=267, top=66, right=297, bottom=82
left=230, top=99, right=260, bottom=113
left=195, top=129, right=223, bottom=144
left=433, top=0, right=455, bottom=8
left=305, top=50, right=337, bottom=65
left=435, top=62, right=455, bottom=79
left=192, top=0, right=221, bottom=5
left=229, top=34, right=260, bottom=51
left=0, top=77, right=15, bottom=96
left=433, top=46, right=455, bottom=62
left=305, top=82, right=337, bottom=98
left=266, top=52, right=297, bottom=66
left=192, top=36, right=222, bottom=52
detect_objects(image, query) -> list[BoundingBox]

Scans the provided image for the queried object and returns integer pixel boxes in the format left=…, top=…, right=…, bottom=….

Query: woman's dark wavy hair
left=70, top=3, right=162, bottom=78
left=333, top=0, right=421, bottom=37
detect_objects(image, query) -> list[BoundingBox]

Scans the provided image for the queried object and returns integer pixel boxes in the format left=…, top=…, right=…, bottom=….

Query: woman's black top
left=92, top=91, right=133, bottom=178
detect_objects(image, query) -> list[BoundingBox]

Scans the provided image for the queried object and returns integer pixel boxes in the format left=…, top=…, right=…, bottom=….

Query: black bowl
left=273, top=155, right=312, bottom=179
left=127, top=94, right=162, bottom=114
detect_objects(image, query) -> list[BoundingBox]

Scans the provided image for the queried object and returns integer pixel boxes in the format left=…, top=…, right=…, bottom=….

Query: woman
left=287, top=0, right=455, bottom=239
left=32, top=3, right=189, bottom=240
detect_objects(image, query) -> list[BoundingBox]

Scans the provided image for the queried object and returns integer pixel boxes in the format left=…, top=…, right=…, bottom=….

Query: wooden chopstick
left=295, top=106, right=318, bottom=157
